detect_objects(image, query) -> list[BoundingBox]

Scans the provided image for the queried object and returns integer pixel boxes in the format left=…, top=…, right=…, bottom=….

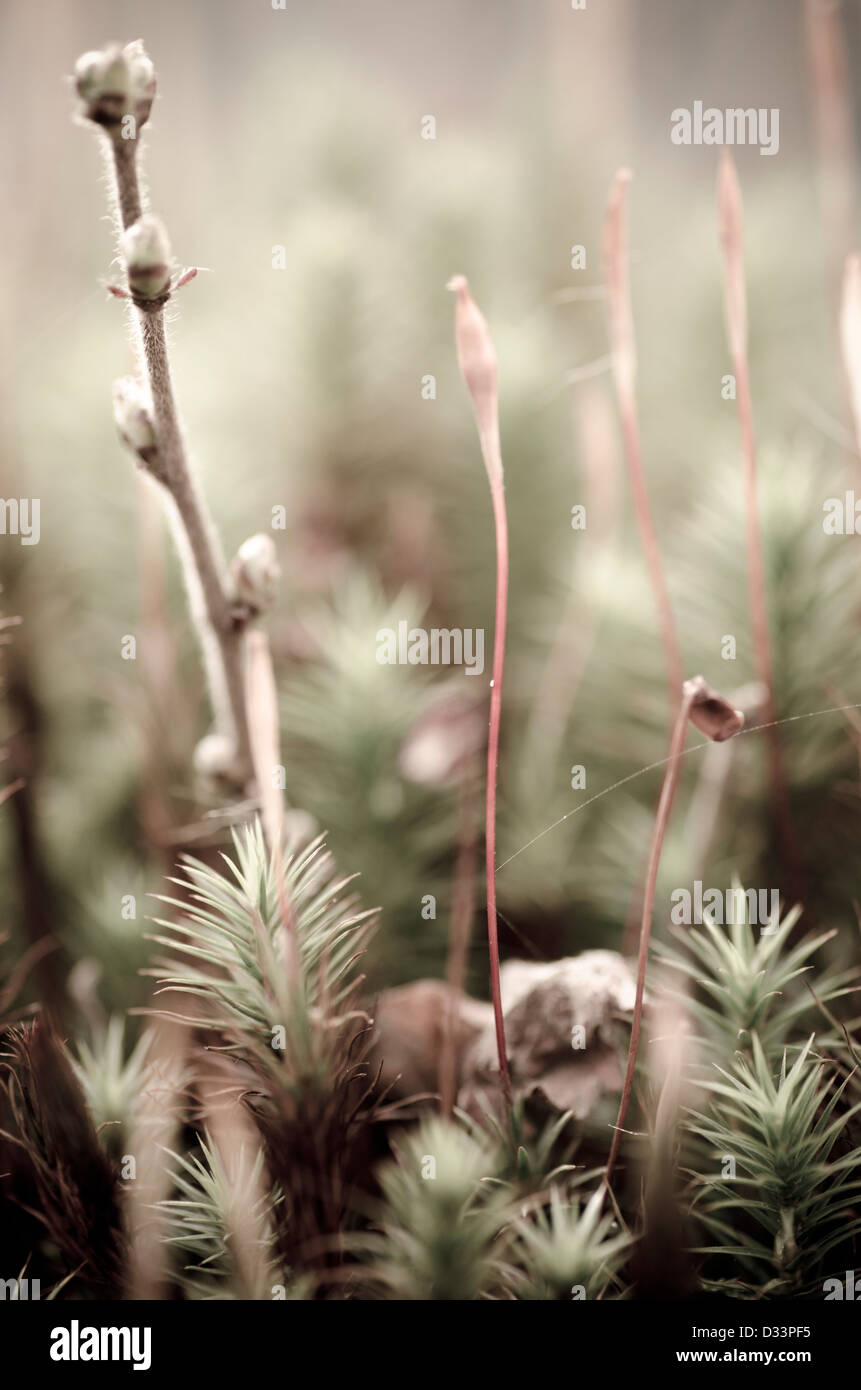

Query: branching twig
left=75, top=42, right=255, bottom=786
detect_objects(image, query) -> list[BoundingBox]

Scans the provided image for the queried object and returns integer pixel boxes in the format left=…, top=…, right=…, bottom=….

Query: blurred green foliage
left=1, top=1, right=859, bottom=1029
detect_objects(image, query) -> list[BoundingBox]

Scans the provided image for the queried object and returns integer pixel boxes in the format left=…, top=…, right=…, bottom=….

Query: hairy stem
left=108, top=135, right=252, bottom=783
left=112, top=138, right=143, bottom=226
left=139, top=312, right=250, bottom=772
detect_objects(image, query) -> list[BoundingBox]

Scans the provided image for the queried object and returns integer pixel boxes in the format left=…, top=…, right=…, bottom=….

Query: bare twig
left=112, top=137, right=143, bottom=227
left=75, top=42, right=253, bottom=786
left=137, top=309, right=252, bottom=782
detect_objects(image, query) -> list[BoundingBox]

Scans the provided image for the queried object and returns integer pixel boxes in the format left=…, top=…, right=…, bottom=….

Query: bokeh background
left=2, top=0, right=861, bottom=1023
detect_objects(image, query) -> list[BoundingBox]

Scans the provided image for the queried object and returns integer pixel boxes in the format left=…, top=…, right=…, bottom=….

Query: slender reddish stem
left=719, top=153, right=802, bottom=901
left=604, top=170, right=683, bottom=713
left=605, top=686, right=693, bottom=1190
left=736, top=360, right=803, bottom=900
left=483, top=438, right=512, bottom=1103
left=619, top=401, right=683, bottom=707
left=735, top=366, right=777, bottom=759
left=449, top=275, right=511, bottom=1101
left=805, top=0, right=857, bottom=345
left=439, top=768, right=479, bottom=1118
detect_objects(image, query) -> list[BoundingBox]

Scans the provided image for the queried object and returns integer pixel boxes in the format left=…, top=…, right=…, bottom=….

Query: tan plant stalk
left=630, top=992, right=695, bottom=1298
left=604, top=169, right=684, bottom=946
left=439, top=769, right=480, bottom=1118
left=683, top=681, right=767, bottom=879
left=448, top=274, right=511, bottom=1102
left=717, top=152, right=800, bottom=894
left=840, top=253, right=861, bottom=453
left=805, top=0, right=858, bottom=332
left=527, top=378, right=620, bottom=764
left=124, top=1018, right=188, bottom=1300
left=245, top=629, right=286, bottom=858
left=603, top=169, right=683, bottom=710
left=605, top=677, right=744, bottom=1190
left=806, top=0, right=858, bottom=484
left=198, top=1063, right=276, bottom=1301
left=244, top=628, right=298, bottom=963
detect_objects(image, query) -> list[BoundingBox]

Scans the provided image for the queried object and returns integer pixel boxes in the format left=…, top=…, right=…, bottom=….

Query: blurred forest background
left=2, top=0, right=861, bottom=1028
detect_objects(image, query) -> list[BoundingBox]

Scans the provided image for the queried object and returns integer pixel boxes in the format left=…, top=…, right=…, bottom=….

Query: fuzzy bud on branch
left=121, top=215, right=172, bottom=303
left=230, top=534, right=281, bottom=614
left=74, top=40, right=155, bottom=136
left=112, top=376, right=158, bottom=467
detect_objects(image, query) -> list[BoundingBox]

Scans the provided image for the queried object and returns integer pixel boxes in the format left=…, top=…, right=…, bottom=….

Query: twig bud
left=230, top=534, right=280, bottom=613
left=121, top=215, right=172, bottom=302
left=74, top=40, right=156, bottom=134
left=112, top=376, right=157, bottom=465
left=683, top=675, right=745, bottom=742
